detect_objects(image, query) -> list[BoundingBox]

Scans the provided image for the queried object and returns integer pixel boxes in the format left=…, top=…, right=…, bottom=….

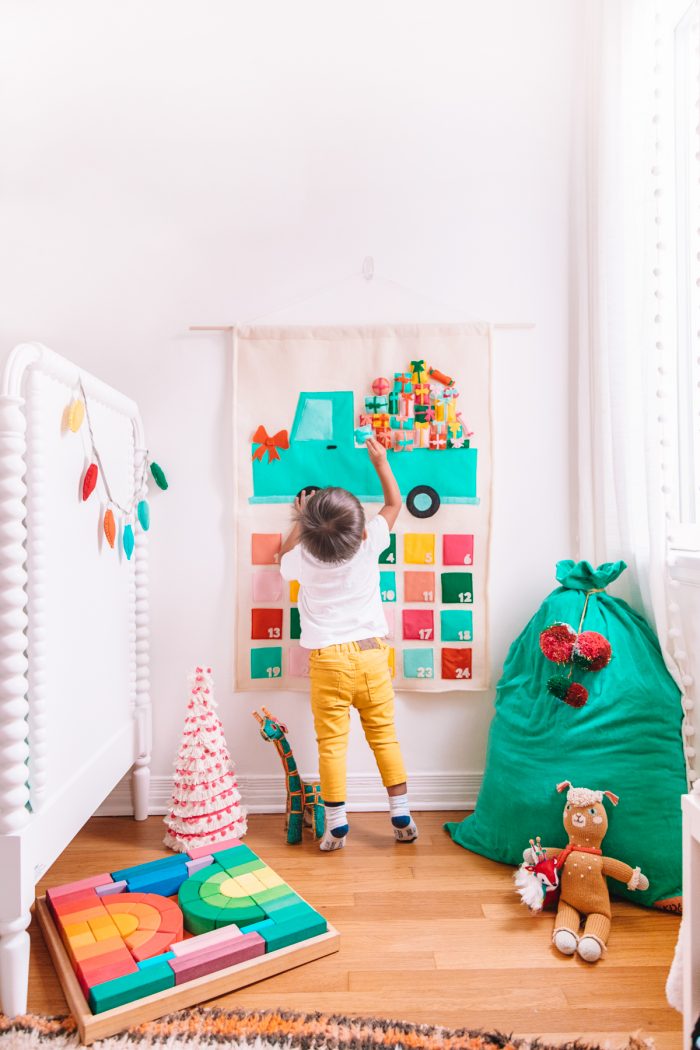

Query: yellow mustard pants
left=309, top=640, right=407, bottom=803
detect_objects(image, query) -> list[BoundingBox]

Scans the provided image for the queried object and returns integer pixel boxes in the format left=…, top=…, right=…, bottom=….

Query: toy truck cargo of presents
left=250, top=361, right=477, bottom=518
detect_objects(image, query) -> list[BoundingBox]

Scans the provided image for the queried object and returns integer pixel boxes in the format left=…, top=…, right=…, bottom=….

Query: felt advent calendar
left=233, top=324, right=493, bottom=693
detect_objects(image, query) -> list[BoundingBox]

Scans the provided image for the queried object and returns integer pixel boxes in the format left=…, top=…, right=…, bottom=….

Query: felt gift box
left=389, top=415, right=403, bottom=430
left=365, top=395, right=388, bottom=413
left=393, top=372, right=412, bottom=393
left=399, top=394, right=414, bottom=418
left=414, top=403, right=429, bottom=423
left=372, top=413, right=391, bottom=430
left=388, top=391, right=400, bottom=414
left=375, top=428, right=394, bottom=449
left=429, top=425, right=447, bottom=450
left=410, top=359, right=428, bottom=383
left=359, top=413, right=373, bottom=426
left=413, top=383, right=430, bottom=405
left=434, top=397, right=447, bottom=422
left=354, top=425, right=372, bottom=444
left=447, top=424, right=464, bottom=448
left=395, top=433, right=414, bottom=451
left=414, top=422, right=430, bottom=448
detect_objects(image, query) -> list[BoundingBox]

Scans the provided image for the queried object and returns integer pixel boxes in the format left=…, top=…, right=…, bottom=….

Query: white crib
left=0, top=343, right=151, bottom=1016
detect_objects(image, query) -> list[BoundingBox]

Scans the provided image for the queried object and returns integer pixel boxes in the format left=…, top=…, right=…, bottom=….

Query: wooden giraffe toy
left=252, top=706, right=325, bottom=844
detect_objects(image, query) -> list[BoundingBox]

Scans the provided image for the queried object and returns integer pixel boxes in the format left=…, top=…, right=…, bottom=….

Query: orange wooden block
left=72, top=936, right=126, bottom=963
left=111, top=913, right=139, bottom=938
left=77, top=955, right=138, bottom=997
left=124, top=929, right=151, bottom=950
left=158, top=911, right=183, bottom=938
left=57, top=906, right=109, bottom=925
left=63, top=921, right=91, bottom=938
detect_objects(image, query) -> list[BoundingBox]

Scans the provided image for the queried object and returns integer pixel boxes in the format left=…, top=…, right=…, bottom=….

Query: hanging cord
left=79, top=378, right=148, bottom=517
left=577, top=588, right=605, bottom=634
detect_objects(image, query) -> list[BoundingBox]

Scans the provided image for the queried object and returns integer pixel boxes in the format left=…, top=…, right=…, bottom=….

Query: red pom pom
left=572, top=631, right=612, bottom=672
left=540, top=623, right=577, bottom=664
left=562, top=682, right=588, bottom=708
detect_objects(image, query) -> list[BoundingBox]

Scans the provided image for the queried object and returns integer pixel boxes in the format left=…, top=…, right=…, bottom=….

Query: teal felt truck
left=251, top=391, right=478, bottom=518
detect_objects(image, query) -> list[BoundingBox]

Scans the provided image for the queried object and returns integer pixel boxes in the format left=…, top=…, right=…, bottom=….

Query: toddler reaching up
left=279, top=437, right=417, bottom=851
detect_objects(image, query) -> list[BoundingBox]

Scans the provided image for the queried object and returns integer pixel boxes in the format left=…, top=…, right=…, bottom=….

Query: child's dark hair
left=296, top=487, right=365, bottom=564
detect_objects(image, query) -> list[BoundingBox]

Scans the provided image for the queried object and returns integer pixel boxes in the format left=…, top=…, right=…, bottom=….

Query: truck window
left=295, top=398, right=333, bottom=441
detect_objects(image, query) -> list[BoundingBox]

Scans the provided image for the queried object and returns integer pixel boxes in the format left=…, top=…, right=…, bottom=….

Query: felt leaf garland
left=82, top=463, right=98, bottom=501
left=123, top=523, right=135, bottom=560
left=137, top=499, right=150, bottom=531
left=150, top=461, right=168, bottom=490
left=103, top=508, right=116, bottom=549
left=67, top=399, right=85, bottom=432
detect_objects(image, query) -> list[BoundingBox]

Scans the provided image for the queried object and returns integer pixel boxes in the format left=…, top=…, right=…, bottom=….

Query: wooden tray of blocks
left=36, top=836, right=339, bottom=1044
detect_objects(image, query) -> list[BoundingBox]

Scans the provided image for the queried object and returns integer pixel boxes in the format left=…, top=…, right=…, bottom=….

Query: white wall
left=0, top=1, right=576, bottom=809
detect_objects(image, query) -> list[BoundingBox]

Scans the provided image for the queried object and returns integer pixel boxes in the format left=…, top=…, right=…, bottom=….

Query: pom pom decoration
left=547, top=675, right=572, bottom=699
left=103, top=508, right=116, bottom=549
left=371, top=377, right=391, bottom=396
left=67, top=399, right=85, bottom=433
left=572, top=631, right=612, bottom=672
left=123, top=523, right=135, bottom=561
left=150, top=461, right=168, bottom=490
left=137, top=499, right=150, bottom=531
left=82, top=463, right=98, bottom=501
left=562, top=682, right=589, bottom=708
left=540, top=623, right=577, bottom=664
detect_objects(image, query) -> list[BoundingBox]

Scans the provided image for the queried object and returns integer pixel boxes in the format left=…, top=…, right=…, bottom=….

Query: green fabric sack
left=446, top=559, right=685, bottom=911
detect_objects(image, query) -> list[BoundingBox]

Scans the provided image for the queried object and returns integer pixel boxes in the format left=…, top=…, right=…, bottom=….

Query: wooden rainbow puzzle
left=36, top=836, right=339, bottom=1044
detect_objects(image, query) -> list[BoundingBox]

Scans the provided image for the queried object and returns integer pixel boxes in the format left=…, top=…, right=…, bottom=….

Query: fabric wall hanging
left=233, top=323, right=493, bottom=693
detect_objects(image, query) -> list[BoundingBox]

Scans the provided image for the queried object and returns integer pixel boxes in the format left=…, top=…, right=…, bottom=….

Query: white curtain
left=572, top=0, right=692, bottom=759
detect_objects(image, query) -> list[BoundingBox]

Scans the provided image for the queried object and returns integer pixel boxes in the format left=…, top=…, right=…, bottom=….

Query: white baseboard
left=96, top=771, right=482, bottom=817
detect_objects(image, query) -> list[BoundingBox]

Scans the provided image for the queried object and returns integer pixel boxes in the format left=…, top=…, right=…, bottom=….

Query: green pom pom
left=150, top=461, right=168, bottom=490
left=547, top=674, right=570, bottom=699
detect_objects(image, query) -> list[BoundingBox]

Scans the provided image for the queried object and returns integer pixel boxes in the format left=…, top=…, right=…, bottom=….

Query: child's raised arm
left=366, top=437, right=402, bottom=530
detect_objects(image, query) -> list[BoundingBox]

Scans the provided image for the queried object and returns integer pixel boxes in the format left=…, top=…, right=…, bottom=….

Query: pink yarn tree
left=163, top=666, right=247, bottom=853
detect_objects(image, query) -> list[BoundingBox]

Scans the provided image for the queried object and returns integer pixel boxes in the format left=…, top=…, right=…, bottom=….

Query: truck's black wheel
left=296, top=485, right=321, bottom=502
left=406, top=485, right=440, bottom=518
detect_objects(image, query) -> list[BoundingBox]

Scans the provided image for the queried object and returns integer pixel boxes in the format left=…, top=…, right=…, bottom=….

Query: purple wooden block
left=168, top=932, right=265, bottom=985
left=186, top=856, right=214, bottom=875
left=96, top=879, right=128, bottom=896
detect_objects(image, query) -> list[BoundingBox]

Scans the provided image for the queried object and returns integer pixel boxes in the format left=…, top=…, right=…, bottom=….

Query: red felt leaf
left=82, top=463, right=98, bottom=501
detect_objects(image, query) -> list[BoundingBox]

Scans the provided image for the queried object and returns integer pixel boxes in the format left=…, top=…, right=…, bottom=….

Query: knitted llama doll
left=523, top=780, right=649, bottom=963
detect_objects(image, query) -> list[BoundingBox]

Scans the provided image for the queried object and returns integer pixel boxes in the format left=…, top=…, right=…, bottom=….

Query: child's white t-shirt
left=279, top=514, right=390, bottom=650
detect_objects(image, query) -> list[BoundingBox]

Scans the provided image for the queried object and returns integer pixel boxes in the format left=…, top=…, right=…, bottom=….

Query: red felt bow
left=252, top=425, right=289, bottom=463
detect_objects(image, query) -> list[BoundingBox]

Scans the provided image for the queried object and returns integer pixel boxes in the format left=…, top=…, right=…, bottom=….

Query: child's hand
left=293, top=490, right=307, bottom=513
left=366, top=436, right=388, bottom=468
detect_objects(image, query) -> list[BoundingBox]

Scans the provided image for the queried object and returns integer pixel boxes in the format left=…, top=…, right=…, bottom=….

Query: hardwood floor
left=29, top=812, right=682, bottom=1049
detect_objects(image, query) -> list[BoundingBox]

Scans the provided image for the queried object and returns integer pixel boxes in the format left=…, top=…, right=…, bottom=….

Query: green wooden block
left=213, top=844, right=258, bottom=869
left=215, top=903, right=266, bottom=928
left=177, top=880, right=201, bottom=904
left=262, top=912, right=328, bottom=953
left=199, top=890, right=233, bottom=908
left=263, top=892, right=303, bottom=914
left=378, top=533, right=396, bottom=565
left=89, top=960, right=174, bottom=1013
left=222, top=858, right=265, bottom=877
left=440, top=571, right=473, bottom=604
left=182, top=897, right=221, bottom=935
left=266, top=902, right=318, bottom=925
left=290, top=607, right=301, bottom=640
left=252, top=884, right=291, bottom=906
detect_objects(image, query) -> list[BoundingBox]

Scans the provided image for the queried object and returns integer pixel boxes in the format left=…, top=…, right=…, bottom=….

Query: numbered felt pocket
left=290, top=606, right=301, bottom=640
left=252, top=570, right=283, bottom=602
left=288, top=645, right=310, bottom=677
left=403, top=647, right=435, bottom=679
left=251, top=608, right=283, bottom=640
left=404, top=571, right=435, bottom=603
left=251, top=533, right=282, bottom=565
left=441, top=647, right=473, bottom=680
left=443, top=534, right=474, bottom=566
left=387, top=646, right=396, bottom=678
left=441, top=572, right=473, bottom=604
left=440, top=609, right=473, bottom=642
left=402, top=609, right=434, bottom=641
left=379, top=570, right=397, bottom=602
left=378, top=533, right=397, bottom=564
left=289, top=579, right=300, bottom=603
left=404, top=533, right=436, bottom=565
left=251, top=646, right=283, bottom=679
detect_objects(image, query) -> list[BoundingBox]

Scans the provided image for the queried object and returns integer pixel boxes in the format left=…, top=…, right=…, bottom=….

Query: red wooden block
left=158, top=911, right=184, bottom=938
left=51, top=889, right=101, bottom=914
left=168, top=932, right=265, bottom=985
left=76, top=954, right=138, bottom=996
left=130, top=930, right=179, bottom=962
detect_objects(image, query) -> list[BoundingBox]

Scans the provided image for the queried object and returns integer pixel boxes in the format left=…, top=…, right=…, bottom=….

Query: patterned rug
left=0, top=1008, right=653, bottom=1050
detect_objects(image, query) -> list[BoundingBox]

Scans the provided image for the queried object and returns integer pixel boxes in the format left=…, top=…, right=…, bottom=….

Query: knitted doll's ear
left=556, top=780, right=572, bottom=794
left=603, top=790, right=619, bottom=806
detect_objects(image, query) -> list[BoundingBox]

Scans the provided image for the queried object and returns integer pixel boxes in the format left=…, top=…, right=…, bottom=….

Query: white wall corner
left=96, top=771, right=482, bottom=817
